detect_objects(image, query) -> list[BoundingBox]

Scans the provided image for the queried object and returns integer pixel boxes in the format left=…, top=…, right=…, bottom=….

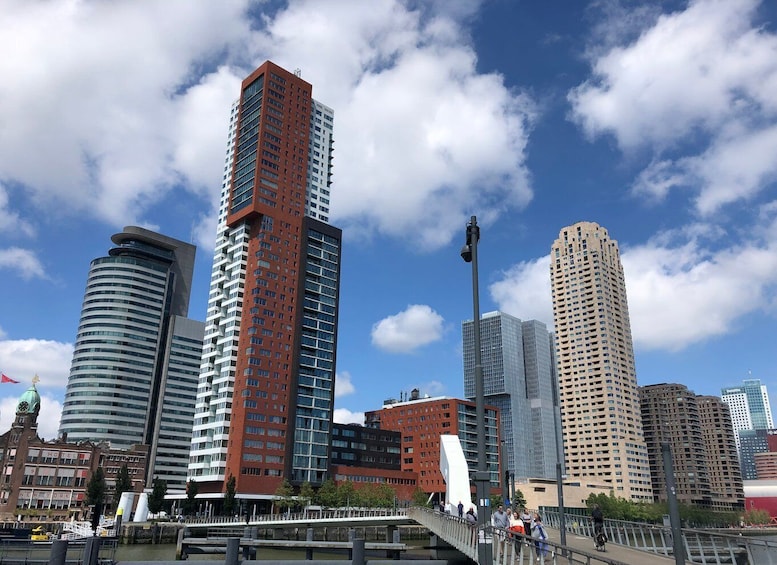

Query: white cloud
left=335, top=371, right=356, bottom=398
left=622, top=225, right=777, bottom=350
left=0, top=339, right=73, bottom=388
left=490, top=220, right=777, bottom=351
left=371, top=304, right=445, bottom=353
left=418, top=380, right=446, bottom=398
left=489, top=257, right=554, bottom=329
left=570, top=0, right=777, bottom=214
left=222, top=0, right=535, bottom=250
left=0, top=1, right=535, bottom=253
left=0, top=248, right=46, bottom=280
left=333, top=408, right=365, bottom=425
left=0, top=183, right=35, bottom=238
left=0, top=394, right=62, bottom=441
left=0, top=0, right=252, bottom=230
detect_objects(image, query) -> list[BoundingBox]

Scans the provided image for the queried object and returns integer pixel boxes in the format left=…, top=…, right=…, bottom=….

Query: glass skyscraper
left=462, top=312, right=562, bottom=480
left=59, top=226, right=203, bottom=490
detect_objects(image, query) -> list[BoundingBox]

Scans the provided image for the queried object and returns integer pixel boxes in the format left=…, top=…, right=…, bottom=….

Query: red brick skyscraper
left=188, top=62, right=341, bottom=510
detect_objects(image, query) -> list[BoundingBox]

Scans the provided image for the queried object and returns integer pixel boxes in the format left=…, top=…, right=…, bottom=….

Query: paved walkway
left=544, top=527, right=687, bottom=565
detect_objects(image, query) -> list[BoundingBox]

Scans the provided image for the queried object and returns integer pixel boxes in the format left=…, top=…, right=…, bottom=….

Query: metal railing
left=409, top=507, right=629, bottom=565
left=542, top=510, right=777, bottom=565
left=184, top=507, right=408, bottom=526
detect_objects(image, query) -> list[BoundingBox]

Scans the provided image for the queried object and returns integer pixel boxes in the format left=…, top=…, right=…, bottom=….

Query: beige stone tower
left=550, top=221, right=652, bottom=501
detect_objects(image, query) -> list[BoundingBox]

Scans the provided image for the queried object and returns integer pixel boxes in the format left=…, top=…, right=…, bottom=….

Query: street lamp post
left=461, top=215, right=492, bottom=565
left=501, top=440, right=509, bottom=507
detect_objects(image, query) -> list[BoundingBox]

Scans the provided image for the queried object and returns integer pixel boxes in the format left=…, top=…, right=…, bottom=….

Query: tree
left=337, top=480, right=357, bottom=508
left=299, top=481, right=315, bottom=509
left=274, top=479, right=295, bottom=513
left=113, top=464, right=133, bottom=509
left=223, top=475, right=236, bottom=516
left=86, top=468, right=107, bottom=533
left=315, top=479, right=339, bottom=508
left=411, top=487, right=429, bottom=507
left=183, top=480, right=199, bottom=515
left=147, top=477, right=167, bottom=516
left=512, top=489, right=527, bottom=510
left=86, top=467, right=107, bottom=508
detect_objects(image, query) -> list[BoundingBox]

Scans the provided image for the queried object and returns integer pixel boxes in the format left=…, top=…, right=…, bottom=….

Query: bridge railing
left=184, top=507, right=408, bottom=526
left=542, top=510, right=777, bottom=564
left=409, top=507, right=627, bottom=565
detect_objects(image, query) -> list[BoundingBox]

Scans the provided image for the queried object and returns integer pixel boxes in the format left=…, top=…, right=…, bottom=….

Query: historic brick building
left=0, top=381, right=148, bottom=522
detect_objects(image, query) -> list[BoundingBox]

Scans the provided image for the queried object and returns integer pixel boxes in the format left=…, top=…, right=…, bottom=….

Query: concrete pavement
left=544, top=527, right=687, bottom=565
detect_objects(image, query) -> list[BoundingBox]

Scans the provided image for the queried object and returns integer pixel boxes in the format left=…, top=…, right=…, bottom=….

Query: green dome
left=17, top=385, right=41, bottom=415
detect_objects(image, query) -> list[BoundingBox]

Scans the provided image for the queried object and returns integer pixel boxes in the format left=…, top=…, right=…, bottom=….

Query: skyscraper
left=462, top=312, right=561, bottom=480
left=697, top=395, right=744, bottom=505
left=639, top=384, right=743, bottom=510
left=550, top=221, right=652, bottom=501
left=721, top=378, right=774, bottom=451
left=187, top=61, right=341, bottom=507
left=59, top=226, right=203, bottom=489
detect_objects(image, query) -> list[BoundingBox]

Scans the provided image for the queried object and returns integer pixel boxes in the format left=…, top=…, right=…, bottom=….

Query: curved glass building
left=59, top=226, right=202, bottom=490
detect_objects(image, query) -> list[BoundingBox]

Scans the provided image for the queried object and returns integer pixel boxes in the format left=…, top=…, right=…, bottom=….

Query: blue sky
left=1, top=0, right=776, bottom=440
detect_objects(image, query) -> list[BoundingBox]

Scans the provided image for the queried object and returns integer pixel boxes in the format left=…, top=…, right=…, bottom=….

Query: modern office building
left=739, top=429, right=777, bottom=480
left=462, top=312, right=561, bottom=480
left=59, top=226, right=202, bottom=490
left=722, top=378, right=774, bottom=451
left=187, top=61, right=341, bottom=508
left=365, top=389, right=500, bottom=499
left=329, top=423, right=418, bottom=501
left=697, top=395, right=744, bottom=506
left=550, top=221, right=652, bottom=501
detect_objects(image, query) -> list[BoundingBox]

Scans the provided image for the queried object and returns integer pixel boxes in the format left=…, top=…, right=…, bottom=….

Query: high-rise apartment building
left=59, top=226, right=203, bottom=490
left=550, top=221, right=652, bottom=501
left=187, top=61, right=341, bottom=507
left=639, top=384, right=743, bottom=510
left=697, top=395, right=744, bottom=506
left=640, top=384, right=709, bottom=505
left=365, top=390, right=500, bottom=497
left=722, top=378, right=774, bottom=452
left=462, top=312, right=561, bottom=480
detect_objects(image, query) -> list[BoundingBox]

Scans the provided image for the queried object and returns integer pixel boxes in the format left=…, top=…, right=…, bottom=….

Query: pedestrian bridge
left=184, top=507, right=777, bottom=564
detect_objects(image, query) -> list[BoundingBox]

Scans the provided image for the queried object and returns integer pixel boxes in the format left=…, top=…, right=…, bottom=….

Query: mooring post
left=352, top=537, right=365, bottom=565
left=83, top=537, right=100, bottom=565
left=225, top=537, right=240, bottom=565
left=306, top=527, right=314, bottom=560
left=175, top=527, right=186, bottom=560
left=48, top=538, right=68, bottom=565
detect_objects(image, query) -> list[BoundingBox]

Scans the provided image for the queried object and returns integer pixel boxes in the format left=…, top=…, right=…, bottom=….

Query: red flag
left=1, top=374, right=19, bottom=384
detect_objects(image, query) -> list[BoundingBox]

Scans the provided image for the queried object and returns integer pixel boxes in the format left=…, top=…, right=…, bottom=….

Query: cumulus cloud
left=333, top=408, right=365, bottom=425
left=489, top=257, right=554, bottom=328
left=0, top=248, right=46, bottom=280
left=0, top=339, right=73, bottom=388
left=622, top=225, right=777, bottom=350
left=490, top=219, right=777, bottom=351
left=570, top=0, right=777, bottom=215
left=0, top=0, right=535, bottom=253
left=371, top=305, right=445, bottom=353
left=335, top=371, right=356, bottom=398
left=0, top=184, right=35, bottom=238
left=0, top=394, right=62, bottom=441
left=0, top=0, right=252, bottom=233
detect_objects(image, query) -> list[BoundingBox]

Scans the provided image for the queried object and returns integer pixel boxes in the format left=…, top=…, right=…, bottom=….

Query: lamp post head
left=461, top=217, right=479, bottom=263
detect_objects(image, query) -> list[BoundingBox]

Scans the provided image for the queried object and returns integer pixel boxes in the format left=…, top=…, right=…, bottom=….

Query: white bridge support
left=439, top=435, right=472, bottom=510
